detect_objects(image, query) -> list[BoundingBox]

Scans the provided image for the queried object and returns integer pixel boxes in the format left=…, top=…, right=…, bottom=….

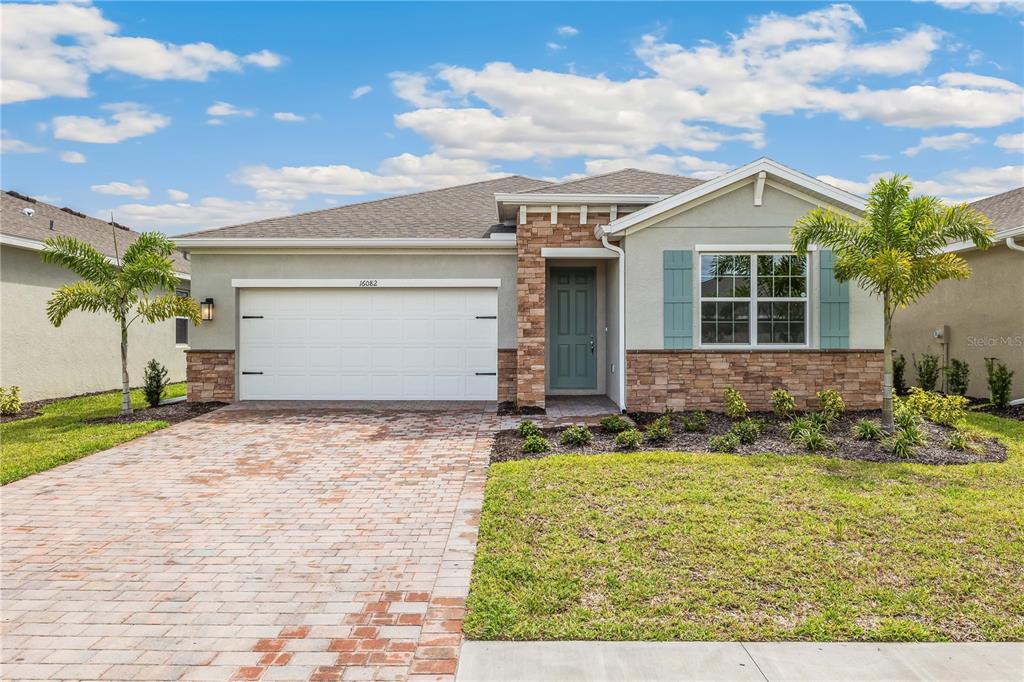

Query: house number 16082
left=358, top=280, right=378, bottom=287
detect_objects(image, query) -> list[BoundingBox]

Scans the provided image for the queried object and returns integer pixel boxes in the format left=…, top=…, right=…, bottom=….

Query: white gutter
left=173, top=237, right=516, bottom=250
left=1006, top=236, right=1024, bottom=253
left=1, top=233, right=191, bottom=280
left=601, top=234, right=627, bottom=413
left=493, top=193, right=669, bottom=205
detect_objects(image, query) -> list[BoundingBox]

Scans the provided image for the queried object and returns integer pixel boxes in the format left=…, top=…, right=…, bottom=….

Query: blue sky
left=2, top=1, right=1022, bottom=235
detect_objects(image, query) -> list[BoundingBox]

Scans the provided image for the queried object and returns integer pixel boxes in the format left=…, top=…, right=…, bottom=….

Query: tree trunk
left=881, top=300, right=895, bottom=435
left=120, top=321, right=133, bottom=416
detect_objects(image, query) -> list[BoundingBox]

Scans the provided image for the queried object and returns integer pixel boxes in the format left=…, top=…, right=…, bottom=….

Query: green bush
left=731, top=418, right=764, bottom=445
left=893, top=400, right=923, bottom=430
left=599, top=415, right=630, bottom=433
left=644, top=415, right=673, bottom=444
left=680, top=411, right=708, bottom=432
left=946, top=428, right=981, bottom=453
left=770, top=389, right=796, bottom=418
left=615, top=428, right=644, bottom=450
left=903, top=387, right=969, bottom=427
left=816, top=389, right=845, bottom=425
left=985, top=358, right=1014, bottom=409
left=945, top=359, right=970, bottom=396
left=791, top=423, right=834, bottom=453
left=560, top=424, right=593, bottom=447
left=893, top=353, right=908, bottom=396
left=900, top=422, right=927, bottom=447
left=709, top=433, right=740, bottom=453
left=884, top=430, right=919, bottom=458
left=723, top=387, right=748, bottom=420
left=522, top=434, right=551, bottom=454
left=787, top=416, right=814, bottom=440
left=0, top=386, right=22, bottom=416
left=913, top=353, right=941, bottom=392
left=517, top=420, right=542, bottom=438
left=808, top=410, right=834, bottom=432
left=142, top=358, right=169, bottom=409
left=852, top=419, right=884, bottom=441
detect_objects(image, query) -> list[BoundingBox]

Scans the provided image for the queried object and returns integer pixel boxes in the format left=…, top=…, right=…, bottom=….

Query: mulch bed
left=86, top=401, right=225, bottom=425
left=493, top=409, right=1007, bottom=466
left=972, top=402, right=1024, bottom=421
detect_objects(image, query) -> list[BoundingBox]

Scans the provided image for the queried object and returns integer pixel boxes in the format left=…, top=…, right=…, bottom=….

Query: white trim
left=230, top=278, right=501, bottom=289
left=541, top=247, right=619, bottom=259
left=174, top=237, right=516, bottom=250
left=600, top=158, right=867, bottom=236
left=941, top=225, right=1024, bottom=253
left=579, top=205, right=587, bottom=225
left=494, top=192, right=668, bottom=205
left=550, top=205, right=558, bottom=225
left=601, top=234, right=626, bottom=412
left=1, top=233, right=191, bottom=280
left=754, top=171, right=766, bottom=207
left=694, top=243, right=817, bottom=252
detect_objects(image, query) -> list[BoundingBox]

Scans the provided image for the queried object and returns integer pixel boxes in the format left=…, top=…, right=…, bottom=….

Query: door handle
left=590, top=337, right=595, bottom=354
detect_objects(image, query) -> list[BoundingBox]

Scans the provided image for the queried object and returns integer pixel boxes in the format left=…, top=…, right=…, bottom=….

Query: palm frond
left=791, top=208, right=862, bottom=256
left=46, top=281, right=115, bottom=326
left=41, top=236, right=115, bottom=283
left=120, top=252, right=180, bottom=293
left=122, top=232, right=175, bottom=266
left=136, top=293, right=201, bottom=324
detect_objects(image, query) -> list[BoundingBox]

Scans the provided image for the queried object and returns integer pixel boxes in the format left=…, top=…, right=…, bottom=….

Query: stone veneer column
left=185, top=350, right=235, bottom=402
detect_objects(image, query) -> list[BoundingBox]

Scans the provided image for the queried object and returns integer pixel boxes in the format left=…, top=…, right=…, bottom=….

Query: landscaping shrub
left=791, top=423, right=834, bottom=453
left=560, top=424, right=593, bottom=447
left=946, top=428, right=981, bottom=453
left=770, top=389, right=796, bottom=418
left=985, top=357, right=1014, bottom=409
left=644, top=415, right=672, bottom=444
left=709, top=433, right=740, bottom=453
left=723, top=387, right=748, bottom=420
left=808, top=410, right=834, bottom=432
left=731, top=418, right=764, bottom=445
left=913, top=353, right=940, bottom=392
left=893, top=400, right=923, bottom=430
left=0, top=386, right=22, bottom=416
left=599, top=415, right=630, bottom=433
left=517, top=420, right=542, bottom=438
left=945, top=359, right=970, bottom=396
left=787, top=416, right=814, bottom=440
left=615, top=428, right=644, bottom=450
left=522, top=434, right=551, bottom=454
left=816, top=389, right=845, bottom=425
left=900, top=422, right=927, bottom=447
left=680, top=411, right=708, bottom=432
left=884, top=430, right=919, bottom=458
left=852, top=419, right=884, bottom=441
left=903, top=387, right=969, bottom=427
left=893, top=353, right=908, bottom=396
left=142, top=359, right=169, bottom=409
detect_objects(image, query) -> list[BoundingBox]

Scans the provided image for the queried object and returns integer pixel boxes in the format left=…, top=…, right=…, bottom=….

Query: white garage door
left=238, top=287, right=498, bottom=400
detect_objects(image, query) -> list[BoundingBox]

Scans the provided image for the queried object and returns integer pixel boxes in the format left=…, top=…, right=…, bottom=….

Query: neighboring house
left=893, top=187, right=1024, bottom=401
left=0, top=191, right=191, bottom=401
left=175, top=158, right=884, bottom=411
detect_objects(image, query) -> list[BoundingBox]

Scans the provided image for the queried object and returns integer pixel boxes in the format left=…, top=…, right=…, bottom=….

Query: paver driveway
left=2, top=402, right=495, bottom=681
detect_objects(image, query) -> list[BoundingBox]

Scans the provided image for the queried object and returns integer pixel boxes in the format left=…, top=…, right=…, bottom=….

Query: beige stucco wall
left=0, top=245, right=186, bottom=401
left=892, top=245, right=1024, bottom=400
left=622, top=183, right=884, bottom=350
left=186, top=251, right=519, bottom=351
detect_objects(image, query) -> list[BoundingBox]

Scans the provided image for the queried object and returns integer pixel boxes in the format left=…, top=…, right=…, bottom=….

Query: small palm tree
left=791, top=175, right=992, bottom=434
left=42, top=231, right=201, bottom=415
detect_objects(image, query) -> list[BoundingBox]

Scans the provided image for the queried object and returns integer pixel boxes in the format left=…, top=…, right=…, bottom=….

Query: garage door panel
left=466, top=374, right=497, bottom=400
left=465, top=347, right=496, bottom=371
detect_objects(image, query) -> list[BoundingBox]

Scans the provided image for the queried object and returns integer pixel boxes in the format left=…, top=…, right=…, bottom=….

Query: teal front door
left=549, top=267, right=597, bottom=390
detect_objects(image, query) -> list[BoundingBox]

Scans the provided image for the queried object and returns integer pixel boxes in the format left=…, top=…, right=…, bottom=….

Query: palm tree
left=791, top=175, right=992, bottom=434
left=42, top=231, right=201, bottom=415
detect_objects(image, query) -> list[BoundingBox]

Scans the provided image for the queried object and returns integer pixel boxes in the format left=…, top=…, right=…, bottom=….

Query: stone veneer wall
left=186, top=350, right=235, bottom=403
left=516, top=211, right=607, bottom=408
left=626, top=350, right=883, bottom=412
left=497, top=349, right=517, bottom=404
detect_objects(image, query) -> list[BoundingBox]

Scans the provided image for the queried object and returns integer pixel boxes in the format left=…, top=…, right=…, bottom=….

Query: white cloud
left=546, top=42, right=565, bottom=51
left=59, top=150, right=86, bottom=164
left=390, top=71, right=450, bottom=107
left=583, top=154, right=731, bottom=180
left=557, top=26, right=579, bottom=37
left=861, top=153, right=890, bottom=161
left=934, top=1, right=1024, bottom=13
left=351, top=85, right=373, bottom=99
left=819, top=164, right=1024, bottom=202
left=236, top=153, right=506, bottom=200
left=273, top=112, right=305, bottom=122
left=1, top=130, right=44, bottom=153
left=902, top=132, right=983, bottom=156
left=101, top=197, right=292, bottom=234
left=995, top=132, right=1024, bottom=152
left=52, top=103, right=169, bottom=144
left=206, top=101, right=254, bottom=117
left=167, top=189, right=189, bottom=201
left=206, top=118, right=224, bottom=126
left=91, top=181, right=150, bottom=199
left=0, top=3, right=282, bottom=104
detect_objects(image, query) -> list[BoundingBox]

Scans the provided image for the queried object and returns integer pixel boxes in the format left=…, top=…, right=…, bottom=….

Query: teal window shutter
left=819, top=250, right=849, bottom=348
left=664, top=250, right=693, bottom=349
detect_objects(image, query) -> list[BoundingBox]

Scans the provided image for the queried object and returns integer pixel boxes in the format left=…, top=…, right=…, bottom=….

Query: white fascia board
left=175, top=237, right=516, bottom=250
left=941, top=225, right=1024, bottom=253
left=494, top=192, right=669, bottom=205
left=231, top=278, right=501, bottom=288
left=694, top=244, right=817, bottom=252
left=600, top=157, right=867, bottom=236
left=541, top=247, right=620, bottom=259
left=1, top=233, right=191, bottom=280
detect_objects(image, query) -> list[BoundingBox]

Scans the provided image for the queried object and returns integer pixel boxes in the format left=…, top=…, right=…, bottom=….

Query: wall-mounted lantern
left=200, top=298, right=215, bottom=321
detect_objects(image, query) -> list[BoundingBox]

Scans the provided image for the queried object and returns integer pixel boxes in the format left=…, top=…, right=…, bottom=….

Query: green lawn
left=465, top=413, right=1024, bottom=642
left=0, top=383, right=186, bottom=485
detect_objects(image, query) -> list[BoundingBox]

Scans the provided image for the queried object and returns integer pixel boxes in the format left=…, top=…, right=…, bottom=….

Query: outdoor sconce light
left=200, top=298, right=215, bottom=321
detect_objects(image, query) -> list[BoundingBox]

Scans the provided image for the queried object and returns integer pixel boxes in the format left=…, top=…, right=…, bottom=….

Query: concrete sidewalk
left=457, top=641, right=1024, bottom=681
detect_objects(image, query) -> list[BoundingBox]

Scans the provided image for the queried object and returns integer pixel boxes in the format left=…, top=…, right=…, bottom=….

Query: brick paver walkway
left=2, top=402, right=495, bottom=681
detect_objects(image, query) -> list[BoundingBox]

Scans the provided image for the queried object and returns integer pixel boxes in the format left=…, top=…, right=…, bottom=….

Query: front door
left=548, top=267, right=597, bottom=390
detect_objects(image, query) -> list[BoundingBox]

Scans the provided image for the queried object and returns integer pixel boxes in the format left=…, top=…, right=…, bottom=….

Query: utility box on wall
left=933, top=325, right=950, bottom=345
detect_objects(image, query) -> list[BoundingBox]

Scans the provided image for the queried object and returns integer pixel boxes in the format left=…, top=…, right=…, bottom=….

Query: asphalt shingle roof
left=1, top=191, right=190, bottom=274
left=970, top=186, right=1024, bottom=232
left=524, top=168, right=705, bottom=195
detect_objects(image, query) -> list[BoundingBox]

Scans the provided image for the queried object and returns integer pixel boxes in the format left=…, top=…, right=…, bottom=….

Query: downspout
left=1006, top=236, right=1024, bottom=253
left=601, top=232, right=627, bottom=413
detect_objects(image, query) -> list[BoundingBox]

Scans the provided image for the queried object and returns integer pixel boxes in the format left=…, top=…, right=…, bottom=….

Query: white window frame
left=695, top=251, right=811, bottom=350
left=174, top=288, right=190, bottom=348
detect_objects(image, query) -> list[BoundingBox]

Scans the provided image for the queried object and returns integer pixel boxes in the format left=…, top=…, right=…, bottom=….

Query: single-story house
left=893, top=186, right=1024, bottom=401
left=175, top=158, right=884, bottom=412
left=0, top=191, right=191, bottom=401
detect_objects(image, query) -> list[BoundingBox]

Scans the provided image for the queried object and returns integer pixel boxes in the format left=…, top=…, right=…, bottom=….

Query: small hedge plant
left=985, top=358, right=1014, bottom=409
left=0, top=386, right=22, bottom=416
left=791, top=422, right=834, bottom=453
left=143, top=359, right=169, bottom=409
left=852, top=419, right=884, bottom=441
left=913, top=353, right=941, bottom=392
left=615, top=428, right=644, bottom=450
left=731, top=418, right=764, bottom=445
left=902, top=388, right=969, bottom=427
left=522, top=434, right=551, bottom=454
left=709, top=433, right=740, bottom=453
left=599, top=415, right=630, bottom=433
left=644, top=415, right=672, bottom=443
left=884, top=430, right=918, bottom=459
left=680, top=411, right=708, bottom=432
left=946, top=428, right=981, bottom=453
left=517, top=420, right=542, bottom=438
left=560, top=424, right=593, bottom=447
left=816, top=389, right=845, bottom=426
left=723, top=387, right=748, bottom=420
left=945, top=359, right=970, bottom=397
left=771, top=389, right=796, bottom=418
